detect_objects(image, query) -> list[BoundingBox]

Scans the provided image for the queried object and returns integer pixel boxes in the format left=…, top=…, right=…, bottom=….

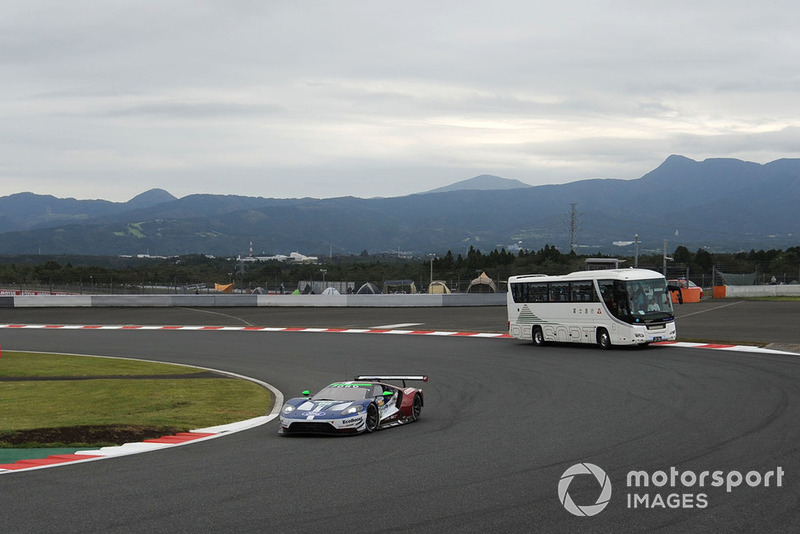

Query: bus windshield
left=598, top=278, right=674, bottom=324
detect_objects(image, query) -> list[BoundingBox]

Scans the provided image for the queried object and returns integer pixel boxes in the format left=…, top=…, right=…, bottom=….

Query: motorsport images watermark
left=558, top=463, right=785, bottom=516
left=558, top=463, right=612, bottom=516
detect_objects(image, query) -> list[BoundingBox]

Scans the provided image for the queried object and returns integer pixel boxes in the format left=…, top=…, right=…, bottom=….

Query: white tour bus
left=507, top=268, right=678, bottom=348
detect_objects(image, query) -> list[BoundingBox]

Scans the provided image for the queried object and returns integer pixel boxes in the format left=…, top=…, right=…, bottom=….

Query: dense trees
left=1, top=245, right=798, bottom=294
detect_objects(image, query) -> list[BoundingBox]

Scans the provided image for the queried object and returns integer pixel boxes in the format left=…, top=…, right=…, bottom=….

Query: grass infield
left=0, top=351, right=273, bottom=448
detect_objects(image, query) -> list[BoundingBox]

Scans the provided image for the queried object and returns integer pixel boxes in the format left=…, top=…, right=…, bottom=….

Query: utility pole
left=663, top=239, right=673, bottom=276
left=428, top=254, right=437, bottom=289
left=237, top=257, right=247, bottom=292
left=569, top=203, right=578, bottom=253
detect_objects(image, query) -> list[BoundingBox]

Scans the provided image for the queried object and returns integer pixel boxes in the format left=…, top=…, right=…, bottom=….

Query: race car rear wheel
left=410, top=394, right=422, bottom=422
left=365, top=403, right=379, bottom=432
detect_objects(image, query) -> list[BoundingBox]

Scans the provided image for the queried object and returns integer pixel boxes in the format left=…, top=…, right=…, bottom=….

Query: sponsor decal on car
left=342, top=417, right=363, bottom=425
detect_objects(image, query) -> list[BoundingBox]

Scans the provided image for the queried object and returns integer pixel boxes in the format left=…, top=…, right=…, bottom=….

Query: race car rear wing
left=355, top=375, right=428, bottom=387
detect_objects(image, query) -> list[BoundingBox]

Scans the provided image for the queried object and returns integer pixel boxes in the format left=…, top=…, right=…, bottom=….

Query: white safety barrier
left=2, top=293, right=507, bottom=308
left=721, top=285, right=800, bottom=298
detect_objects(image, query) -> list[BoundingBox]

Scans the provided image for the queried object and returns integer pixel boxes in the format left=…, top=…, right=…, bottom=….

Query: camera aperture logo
left=558, top=463, right=785, bottom=516
left=558, top=463, right=612, bottom=517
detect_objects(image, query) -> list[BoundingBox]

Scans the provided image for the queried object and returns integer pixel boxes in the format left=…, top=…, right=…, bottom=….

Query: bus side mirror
left=667, top=285, right=683, bottom=305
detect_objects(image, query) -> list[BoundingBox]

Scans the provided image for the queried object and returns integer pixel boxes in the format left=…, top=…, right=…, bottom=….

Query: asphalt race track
left=1, top=301, right=800, bottom=533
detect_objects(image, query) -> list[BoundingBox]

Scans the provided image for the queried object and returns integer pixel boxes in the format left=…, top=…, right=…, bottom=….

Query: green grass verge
left=0, top=351, right=211, bottom=377
left=0, top=351, right=273, bottom=448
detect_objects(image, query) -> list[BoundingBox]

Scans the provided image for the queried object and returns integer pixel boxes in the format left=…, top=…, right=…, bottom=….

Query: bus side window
left=531, top=282, right=547, bottom=302
left=572, top=281, right=595, bottom=302
left=614, top=280, right=630, bottom=316
left=513, top=283, right=531, bottom=303
left=598, top=281, right=614, bottom=305
left=551, top=282, right=569, bottom=302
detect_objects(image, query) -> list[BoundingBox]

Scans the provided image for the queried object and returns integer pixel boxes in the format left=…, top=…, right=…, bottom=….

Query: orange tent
left=214, top=283, right=233, bottom=293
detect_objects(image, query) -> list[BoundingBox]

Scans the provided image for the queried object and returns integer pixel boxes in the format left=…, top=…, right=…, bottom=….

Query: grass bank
left=0, top=351, right=273, bottom=448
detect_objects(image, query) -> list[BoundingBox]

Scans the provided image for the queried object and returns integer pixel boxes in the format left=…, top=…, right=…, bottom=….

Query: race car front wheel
left=365, top=403, right=379, bottom=432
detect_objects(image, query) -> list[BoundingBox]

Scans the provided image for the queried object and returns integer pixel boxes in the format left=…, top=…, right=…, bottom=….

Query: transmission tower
left=568, top=203, right=578, bottom=253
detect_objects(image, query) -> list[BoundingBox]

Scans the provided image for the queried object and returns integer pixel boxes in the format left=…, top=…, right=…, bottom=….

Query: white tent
left=428, top=280, right=451, bottom=294
left=466, top=272, right=497, bottom=293
left=356, top=282, right=380, bottom=294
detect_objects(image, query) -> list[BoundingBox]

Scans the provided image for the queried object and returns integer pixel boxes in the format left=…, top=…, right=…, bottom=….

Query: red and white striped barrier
left=0, top=323, right=513, bottom=338
left=1, top=324, right=796, bottom=355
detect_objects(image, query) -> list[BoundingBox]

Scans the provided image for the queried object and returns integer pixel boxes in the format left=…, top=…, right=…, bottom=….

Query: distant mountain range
left=0, top=155, right=798, bottom=257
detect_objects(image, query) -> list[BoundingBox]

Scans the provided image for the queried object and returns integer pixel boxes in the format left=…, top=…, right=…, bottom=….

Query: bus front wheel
left=532, top=326, right=546, bottom=346
left=597, top=328, right=612, bottom=350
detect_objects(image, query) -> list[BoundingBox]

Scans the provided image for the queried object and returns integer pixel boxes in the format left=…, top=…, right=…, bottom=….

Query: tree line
left=1, top=244, right=799, bottom=294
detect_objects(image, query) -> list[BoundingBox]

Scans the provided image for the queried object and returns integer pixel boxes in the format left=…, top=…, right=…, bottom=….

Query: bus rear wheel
left=597, top=328, right=612, bottom=350
left=532, top=326, right=545, bottom=346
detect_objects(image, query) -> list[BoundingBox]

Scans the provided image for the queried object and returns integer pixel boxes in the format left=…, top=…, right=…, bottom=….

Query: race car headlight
left=282, top=405, right=296, bottom=414
left=341, top=405, right=363, bottom=416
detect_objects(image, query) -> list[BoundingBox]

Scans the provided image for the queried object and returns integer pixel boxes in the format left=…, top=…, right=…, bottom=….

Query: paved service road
left=1, top=301, right=799, bottom=533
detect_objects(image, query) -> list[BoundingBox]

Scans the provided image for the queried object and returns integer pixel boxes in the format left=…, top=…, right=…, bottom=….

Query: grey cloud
left=103, top=101, right=286, bottom=119
left=2, top=1, right=799, bottom=201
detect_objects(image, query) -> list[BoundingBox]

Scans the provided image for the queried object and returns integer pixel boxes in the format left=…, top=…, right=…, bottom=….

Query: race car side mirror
left=302, top=390, right=310, bottom=397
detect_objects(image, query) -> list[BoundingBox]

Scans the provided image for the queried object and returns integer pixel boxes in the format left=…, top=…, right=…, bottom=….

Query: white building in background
left=288, top=252, right=319, bottom=263
left=237, top=251, right=319, bottom=264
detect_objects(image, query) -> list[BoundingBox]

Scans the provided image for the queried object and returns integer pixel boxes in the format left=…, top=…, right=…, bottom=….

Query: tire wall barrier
left=6, top=293, right=507, bottom=308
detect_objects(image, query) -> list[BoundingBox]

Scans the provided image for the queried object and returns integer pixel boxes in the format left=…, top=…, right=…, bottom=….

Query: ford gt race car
left=279, top=375, right=427, bottom=435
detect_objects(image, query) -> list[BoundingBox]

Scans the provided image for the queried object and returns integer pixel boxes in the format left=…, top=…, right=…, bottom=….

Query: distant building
left=584, top=258, right=627, bottom=270
left=237, top=251, right=319, bottom=263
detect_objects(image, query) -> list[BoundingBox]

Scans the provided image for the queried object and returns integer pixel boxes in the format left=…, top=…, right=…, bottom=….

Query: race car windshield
left=312, top=384, right=371, bottom=401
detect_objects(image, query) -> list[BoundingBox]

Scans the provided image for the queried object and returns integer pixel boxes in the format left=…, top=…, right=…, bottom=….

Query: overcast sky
left=2, top=1, right=799, bottom=202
